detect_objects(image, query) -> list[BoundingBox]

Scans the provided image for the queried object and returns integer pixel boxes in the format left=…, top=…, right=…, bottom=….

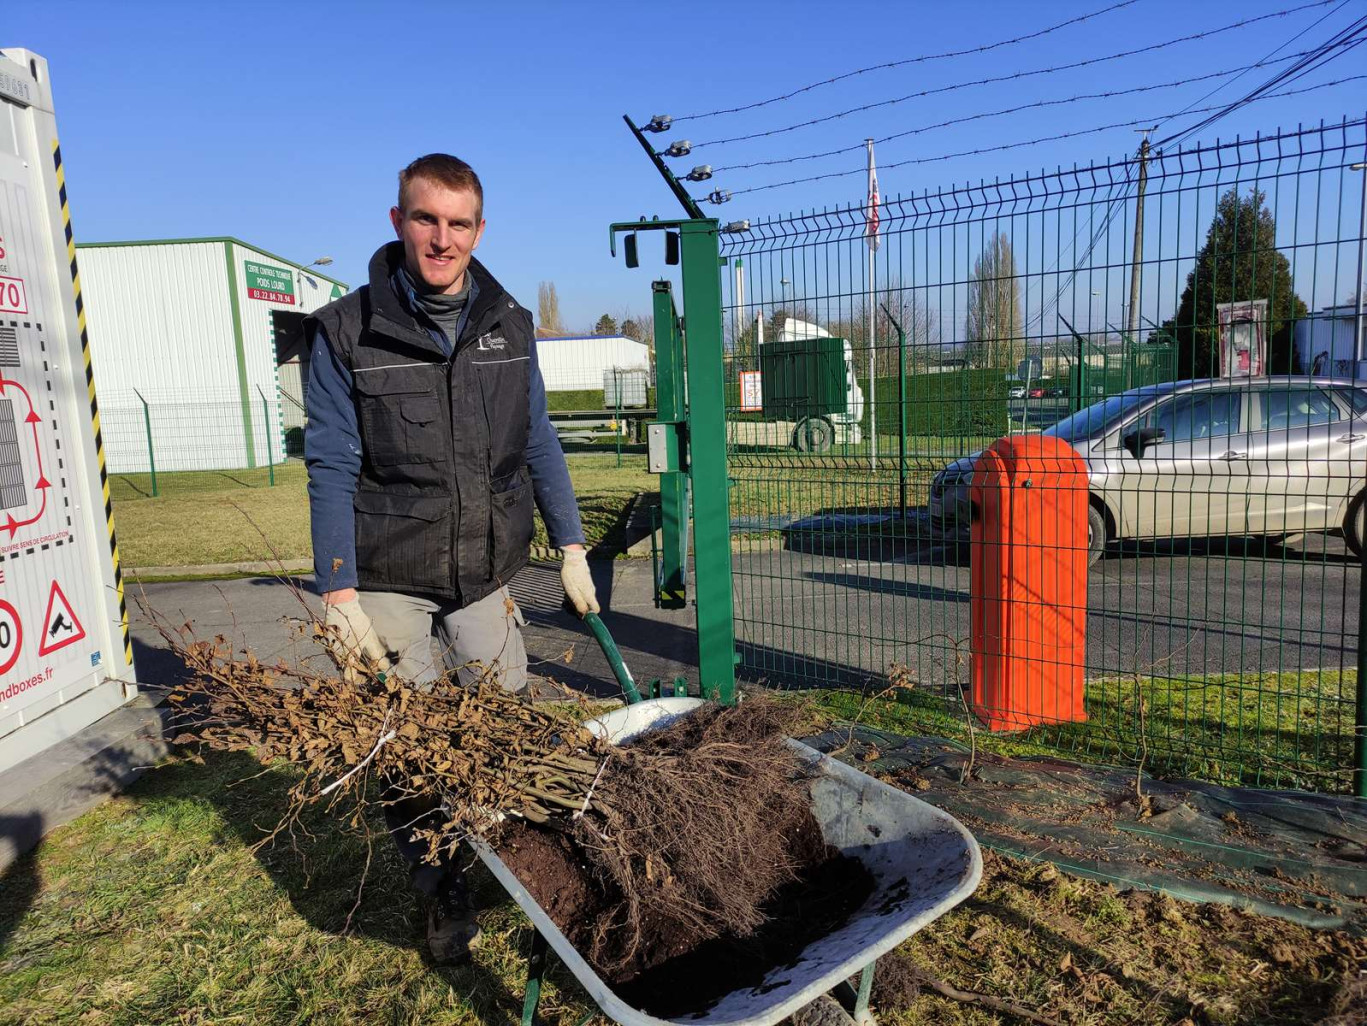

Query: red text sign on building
left=243, top=260, right=296, bottom=305
left=0, top=275, right=27, bottom=314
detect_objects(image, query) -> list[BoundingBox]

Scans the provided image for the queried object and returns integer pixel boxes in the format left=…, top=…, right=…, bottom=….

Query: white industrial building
left=1294, top=303, right=1365, bottom=377
left=535, top=334, right=651, bottom=394
left=77, top=237, right=348, bottom=472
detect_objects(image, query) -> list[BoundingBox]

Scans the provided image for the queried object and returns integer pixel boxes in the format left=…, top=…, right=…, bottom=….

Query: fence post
left=614, top=368, right=623, bottom=468
left=651, top=280, right=688, bottom=610
left=134, top=388, right=158, bottom=497
left=258, top=385, right=275, bottom=487
left=678, top=220, right=736, bottom=704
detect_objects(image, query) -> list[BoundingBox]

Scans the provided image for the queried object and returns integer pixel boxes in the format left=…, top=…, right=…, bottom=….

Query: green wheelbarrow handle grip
left=582, top=611, right=644, bottom=705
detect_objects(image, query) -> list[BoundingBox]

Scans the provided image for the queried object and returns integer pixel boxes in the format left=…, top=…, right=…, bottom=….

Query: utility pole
left=1126, top=128, right=1155, bottom=341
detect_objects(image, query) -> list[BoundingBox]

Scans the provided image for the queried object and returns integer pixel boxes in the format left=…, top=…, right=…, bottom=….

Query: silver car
left=929, top=376, right=1367, bottom=565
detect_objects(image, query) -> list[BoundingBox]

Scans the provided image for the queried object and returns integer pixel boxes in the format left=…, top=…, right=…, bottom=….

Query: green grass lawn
left=3, top=714, right=1359, bottom=1025
left=110, top=454, right=655, bottom=569
left=804, top=667, right=1359, bottom=793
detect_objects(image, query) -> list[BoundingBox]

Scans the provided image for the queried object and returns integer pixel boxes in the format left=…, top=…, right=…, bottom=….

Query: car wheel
left=1087, top=504, right=1107, bottom=567
left=793, top=416, right=834, bottom=454
left=1344, top=492, right=1366, bottom=559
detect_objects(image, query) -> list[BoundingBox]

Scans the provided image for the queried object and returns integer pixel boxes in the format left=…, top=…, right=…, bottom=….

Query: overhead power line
left=1031, top=11, right=1366, bottom=332
left=719, top=75, right=1367, bottom=199
left=692, top=0, right=1340, bottom=150
left=710, top=44, right=1357, bottom=174
left=672, top=0, right=1143, bottom=123
left=1155, top=13, right=1367, bottom=148
left=1154, top=0, right=1352, bottom=127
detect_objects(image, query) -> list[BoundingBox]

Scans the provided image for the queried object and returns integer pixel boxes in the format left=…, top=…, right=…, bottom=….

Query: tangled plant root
left=582, top=698, right=812, bottom=970
left=161, top=615, right=813, bottom=969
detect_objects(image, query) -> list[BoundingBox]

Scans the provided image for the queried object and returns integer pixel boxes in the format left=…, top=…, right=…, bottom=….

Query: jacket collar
left=366, top=242, right=507, bottom=353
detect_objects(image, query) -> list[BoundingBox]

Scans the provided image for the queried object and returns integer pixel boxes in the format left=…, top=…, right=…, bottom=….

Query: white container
left=0, top=49, right=139, bottom=766
left=536, top=334, right=650, bottom=394
left=472, top=698, right=982, bottom=1026
left=603, top=367, right=649, bottom=409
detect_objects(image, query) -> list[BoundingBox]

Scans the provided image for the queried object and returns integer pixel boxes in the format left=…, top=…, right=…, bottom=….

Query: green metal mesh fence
left=717, top=117, right=1367, bottom=793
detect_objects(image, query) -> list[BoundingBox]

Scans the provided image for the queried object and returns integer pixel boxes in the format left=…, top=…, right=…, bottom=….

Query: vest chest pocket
left=472, top=353, right=531, bottom=457
left=354, top=367, right=448, bottom=468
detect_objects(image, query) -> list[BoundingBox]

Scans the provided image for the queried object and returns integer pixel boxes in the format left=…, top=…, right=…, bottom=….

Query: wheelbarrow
left=470, top=613, right=983, bottom=1026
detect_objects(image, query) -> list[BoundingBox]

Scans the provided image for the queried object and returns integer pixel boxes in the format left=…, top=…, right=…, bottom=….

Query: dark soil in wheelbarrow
left=497, top=802, right=876, bottom=1018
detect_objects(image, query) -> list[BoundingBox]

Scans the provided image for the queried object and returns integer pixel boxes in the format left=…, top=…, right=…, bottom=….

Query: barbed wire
left=1152, top=0, right=1353, bottom=130
left=718, top=74, right=1367, bottom=199
left=692, top=0, right=1341, bottom=150
left=671, top=0, right=1144, bottom=123
left=710, top=44, right=1359, bottom=174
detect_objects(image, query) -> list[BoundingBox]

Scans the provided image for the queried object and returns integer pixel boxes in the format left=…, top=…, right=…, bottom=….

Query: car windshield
left=1043, top=390, right=1160, bottom=443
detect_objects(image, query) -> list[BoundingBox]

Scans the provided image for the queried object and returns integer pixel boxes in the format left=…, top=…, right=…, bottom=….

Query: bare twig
left=910, top=964, right=1065, bottom=1026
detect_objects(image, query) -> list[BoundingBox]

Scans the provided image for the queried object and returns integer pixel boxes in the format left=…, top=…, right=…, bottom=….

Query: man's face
left=389, top=177, right=486, bottom=294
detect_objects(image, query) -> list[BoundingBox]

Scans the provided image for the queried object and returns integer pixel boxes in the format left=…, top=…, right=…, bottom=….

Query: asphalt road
left=129, top=532, right=1360, bottom=699
left=733, top=528, right=1361, bottom=691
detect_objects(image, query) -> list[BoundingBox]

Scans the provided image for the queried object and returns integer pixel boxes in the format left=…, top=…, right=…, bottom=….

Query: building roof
left=75, top=236, right=350, bottom=290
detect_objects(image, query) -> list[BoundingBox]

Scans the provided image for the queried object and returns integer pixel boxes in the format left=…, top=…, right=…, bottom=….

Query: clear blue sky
left=7, top=0, right=1365, bottom=331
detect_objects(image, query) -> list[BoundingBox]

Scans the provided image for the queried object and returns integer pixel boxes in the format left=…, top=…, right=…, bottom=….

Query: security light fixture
left=309, top=256, right=334, bottom=267
left=684, top=165, right=713, bottom=182
left=645, top=114, right=672, bottom=133
left=664, top=140, right=692, bottom=158
left=706, top=189, right=732, bottom=205
left=722, top=220, right=751, bottom=233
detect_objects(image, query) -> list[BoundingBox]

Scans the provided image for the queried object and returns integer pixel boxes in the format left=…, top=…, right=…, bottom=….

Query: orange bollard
left=969, top=434, right=1088, bottom=731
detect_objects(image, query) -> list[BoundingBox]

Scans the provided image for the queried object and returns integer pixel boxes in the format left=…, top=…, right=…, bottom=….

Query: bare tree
left=963, top=234, right=1023, bottom=369
left=537, top=281, right=563, bottom=334
left=825, top=281, right=941, bottom=376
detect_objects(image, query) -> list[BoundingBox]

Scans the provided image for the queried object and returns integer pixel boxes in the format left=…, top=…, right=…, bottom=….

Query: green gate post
left=258, top=385, right=275, bottom=487
left=134, top=389, right=158, bottom=497
left=611, top=218, right=737, bottom=705
left=679, top=220, right=736, bottom=704
left=652, top=281, right=688, bottom=609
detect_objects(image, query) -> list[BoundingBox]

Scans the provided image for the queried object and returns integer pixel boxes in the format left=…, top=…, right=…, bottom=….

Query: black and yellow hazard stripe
left=52, top=139, right=132, bottom=667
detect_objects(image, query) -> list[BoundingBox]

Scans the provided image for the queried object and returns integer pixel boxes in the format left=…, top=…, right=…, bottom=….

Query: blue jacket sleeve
left=305, top=324, right=362, bottom=591
left=525, top=336, right=586, bottom=547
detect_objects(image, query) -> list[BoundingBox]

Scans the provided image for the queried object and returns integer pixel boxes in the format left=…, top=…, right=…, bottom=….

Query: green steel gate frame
left=610, top=218, right=737, bottom=704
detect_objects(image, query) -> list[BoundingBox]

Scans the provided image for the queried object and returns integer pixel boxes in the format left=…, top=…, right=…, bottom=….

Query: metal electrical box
left=759, top=335, right=848, bottom=420
left=0, top=49, right=139, bottom=772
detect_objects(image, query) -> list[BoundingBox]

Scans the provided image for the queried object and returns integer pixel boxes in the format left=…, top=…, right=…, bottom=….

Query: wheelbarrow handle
left=582, top=611, right=644, bottom=705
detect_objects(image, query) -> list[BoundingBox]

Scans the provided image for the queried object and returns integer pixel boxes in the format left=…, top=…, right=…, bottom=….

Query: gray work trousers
left=361, top=585, right=528, bottom=894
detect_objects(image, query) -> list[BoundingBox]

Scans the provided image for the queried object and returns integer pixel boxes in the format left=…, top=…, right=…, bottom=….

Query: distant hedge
left=546, top=388, right=656, bottom=412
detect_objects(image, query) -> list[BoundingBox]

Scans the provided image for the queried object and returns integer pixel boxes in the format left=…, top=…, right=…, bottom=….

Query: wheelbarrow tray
left=470, top=698, right=983, bottom=1026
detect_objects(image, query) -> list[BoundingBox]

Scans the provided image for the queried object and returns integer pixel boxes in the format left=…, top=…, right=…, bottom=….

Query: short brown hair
left=397, top=154, right=484, bottom=219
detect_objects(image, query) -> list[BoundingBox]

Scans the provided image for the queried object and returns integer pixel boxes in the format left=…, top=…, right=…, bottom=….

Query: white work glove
left=322, top=597, right=393, bottom=681
left=560, top=548, right=600, bottom=616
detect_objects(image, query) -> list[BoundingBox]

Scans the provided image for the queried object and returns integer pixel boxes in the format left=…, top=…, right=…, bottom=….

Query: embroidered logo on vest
left=476, top=332, right=508, bottom=351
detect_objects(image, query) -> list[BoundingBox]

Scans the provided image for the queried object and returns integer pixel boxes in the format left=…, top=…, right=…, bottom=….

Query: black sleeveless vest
left=305, top=243, right=534, bottom=605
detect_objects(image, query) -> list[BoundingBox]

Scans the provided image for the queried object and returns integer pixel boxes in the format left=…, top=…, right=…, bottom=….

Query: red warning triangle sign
left=38, top=580, right=86, bottom=656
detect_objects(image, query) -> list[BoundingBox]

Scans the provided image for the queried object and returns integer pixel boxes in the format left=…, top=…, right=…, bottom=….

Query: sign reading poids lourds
left=0, top=48, right=137, bottom=769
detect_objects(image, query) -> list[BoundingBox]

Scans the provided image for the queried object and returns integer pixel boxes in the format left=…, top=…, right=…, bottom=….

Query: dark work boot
left=426, top=872, right=482, bottom=965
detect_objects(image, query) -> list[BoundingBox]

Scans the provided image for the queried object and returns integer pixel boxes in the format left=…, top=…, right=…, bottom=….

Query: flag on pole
left=866, top=139, right=880, bottom=251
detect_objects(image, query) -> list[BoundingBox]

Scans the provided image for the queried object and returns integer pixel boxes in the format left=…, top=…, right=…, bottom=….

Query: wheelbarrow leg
left=852, top=961, right=876, bottom=1026
left=829, top=961, right=878, bottom=1026
left=521, top=928, right=550, bottom=1026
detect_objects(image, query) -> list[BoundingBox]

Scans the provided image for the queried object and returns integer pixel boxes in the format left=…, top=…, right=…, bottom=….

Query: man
left=303, top=153, right=599, bottom=963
